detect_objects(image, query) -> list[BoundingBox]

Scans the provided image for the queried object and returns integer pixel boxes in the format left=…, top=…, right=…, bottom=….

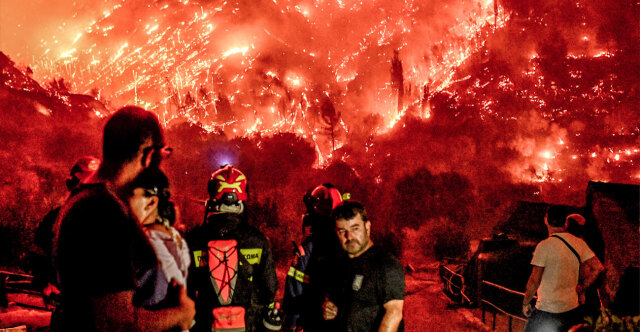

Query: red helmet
left=308, top=183, right=343, bottom=216
left=207, top=165, right=248, bottom=205
left=66, top=156, right=100, bottom=191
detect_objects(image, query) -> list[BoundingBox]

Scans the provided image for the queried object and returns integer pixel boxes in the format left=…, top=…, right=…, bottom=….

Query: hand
left=522, top=303, right=533, bottom=318
left=43, top=283, right=60, bottom=297
left=322, top=298, right=338, bottom=321
left=43, top=283, right=62, bottom=308
left=175, top=282, right=196, bottom=330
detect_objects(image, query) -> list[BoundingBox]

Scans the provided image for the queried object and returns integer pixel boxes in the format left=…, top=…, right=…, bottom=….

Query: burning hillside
left=5, top=0, right=504, bottom=158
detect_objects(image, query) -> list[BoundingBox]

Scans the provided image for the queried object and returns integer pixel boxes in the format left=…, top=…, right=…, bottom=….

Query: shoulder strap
left=551, top=234, right=580, bottom=264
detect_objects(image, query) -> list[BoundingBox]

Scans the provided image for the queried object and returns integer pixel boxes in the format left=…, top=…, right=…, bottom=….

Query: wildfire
left=19, top=0, right=500, bottom=148
left=1, top=0, right=637, bottom=184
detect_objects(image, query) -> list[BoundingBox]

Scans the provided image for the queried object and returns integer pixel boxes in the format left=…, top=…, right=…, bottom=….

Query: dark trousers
left=523, top=307, right=583, bottom=332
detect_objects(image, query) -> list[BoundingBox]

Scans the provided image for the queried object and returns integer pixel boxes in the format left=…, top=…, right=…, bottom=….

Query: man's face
left=335, top=213, right=371, bottom=258
left=140, top=139, right=168, bottom=171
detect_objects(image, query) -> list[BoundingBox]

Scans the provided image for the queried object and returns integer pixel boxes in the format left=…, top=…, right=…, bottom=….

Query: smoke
left=0, top=0, right=113, bottom=64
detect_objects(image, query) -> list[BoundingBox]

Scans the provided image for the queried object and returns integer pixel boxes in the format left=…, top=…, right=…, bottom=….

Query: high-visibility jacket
left=187, top=214, right=277, bottom=332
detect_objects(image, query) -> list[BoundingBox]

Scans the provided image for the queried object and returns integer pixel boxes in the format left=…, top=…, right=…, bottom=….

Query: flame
left=222, top=47, right=249, bottom=58
left=22, top=0, right=500, bottom=149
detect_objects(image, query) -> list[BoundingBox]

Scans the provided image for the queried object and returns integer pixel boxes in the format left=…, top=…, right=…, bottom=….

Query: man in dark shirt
left=322, top=201, right=404, bottom=332
left=54, top=106, right=195, bottom=331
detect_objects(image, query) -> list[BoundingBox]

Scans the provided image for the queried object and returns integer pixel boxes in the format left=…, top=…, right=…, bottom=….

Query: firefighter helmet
left=307, top=183, right=343, bottom=216
left=207, top=165, right=248, bottom=214
left=66, top=156, right=100, bottom=191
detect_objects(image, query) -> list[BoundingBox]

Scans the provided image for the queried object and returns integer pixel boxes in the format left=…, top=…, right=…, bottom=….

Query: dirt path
left=404, top=264, right=491, bottom=332
left=2, top=263, right=521, bottom=332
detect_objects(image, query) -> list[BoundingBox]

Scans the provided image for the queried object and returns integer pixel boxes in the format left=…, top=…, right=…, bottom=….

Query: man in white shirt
left=522, top=206, right=604, bottom=332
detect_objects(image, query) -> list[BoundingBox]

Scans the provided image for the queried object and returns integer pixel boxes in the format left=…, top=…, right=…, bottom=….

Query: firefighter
left=282, top=183, right=344, bottom=332
left=33, top=156, right=100, bottom=308
left=186, top=165, right=279, bottom=332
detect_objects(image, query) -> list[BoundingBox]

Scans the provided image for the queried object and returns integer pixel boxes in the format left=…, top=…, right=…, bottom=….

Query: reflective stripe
left=212, top=328, right=245, bottom=332
left=287, top=266, right=310, bottom=283
left=239, top=248, right=262, bottom=264
left=193, top=250, right=207, bottom=267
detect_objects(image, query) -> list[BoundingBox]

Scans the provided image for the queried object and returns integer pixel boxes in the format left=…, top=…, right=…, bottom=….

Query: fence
left=439, top=264, right=473, bottom=304
left=480, top=280, right=529, bottom=332
left=0, top=270, right=51, bottom=311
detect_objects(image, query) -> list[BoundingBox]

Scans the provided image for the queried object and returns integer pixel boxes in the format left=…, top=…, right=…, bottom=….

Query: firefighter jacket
left=283, top=215, right=342, bottom=331
left=186, top=213, right=278, bottom=332
left=283, top=237, right=313, bottom=329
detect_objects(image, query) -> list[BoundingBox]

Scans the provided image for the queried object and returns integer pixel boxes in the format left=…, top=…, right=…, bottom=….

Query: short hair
left=545, top=205, right=568, bottom=228
left=102, top=106, right=164, bottom=171
left=331, top=200, right=368, bottom=224
left=128, top=168, right=170, bottom=198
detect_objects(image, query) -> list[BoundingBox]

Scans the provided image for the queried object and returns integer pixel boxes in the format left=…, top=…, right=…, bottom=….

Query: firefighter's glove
left=263, top=302, right=283, bottom=331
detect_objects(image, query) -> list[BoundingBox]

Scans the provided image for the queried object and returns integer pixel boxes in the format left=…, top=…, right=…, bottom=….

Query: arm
left=523, top=266, right=544, bottom=306
left=258, top=238, right=278, bottom=304
left=283, top=243, right=311, bottom=328
left=92, top=285, right=195, bottom=331
left=578, top=256, right=605, bottom=293
left=378, top=255, right=405, bottom=332
left=378, top=299, right=403, bottom=332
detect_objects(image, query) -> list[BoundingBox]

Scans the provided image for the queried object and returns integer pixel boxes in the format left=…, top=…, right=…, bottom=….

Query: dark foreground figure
left=54, top=106, right=194, bottom=331
left=283, top=183, right=344, bottom=332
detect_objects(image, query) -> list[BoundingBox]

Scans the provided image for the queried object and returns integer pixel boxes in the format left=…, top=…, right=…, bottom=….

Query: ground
left=0, top=293, right=50, bottom=331
left=1, top=261, right=521, bottom=331
left=404, top=262, right=493, bottom=332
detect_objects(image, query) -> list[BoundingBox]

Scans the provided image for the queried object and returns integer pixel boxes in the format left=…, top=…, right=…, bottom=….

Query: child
left=128, top=168, right=192, bottom=329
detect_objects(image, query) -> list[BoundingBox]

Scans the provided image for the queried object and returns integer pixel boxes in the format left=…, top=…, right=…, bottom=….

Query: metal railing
left=480, top=280, right=531, bottom=332
left=439, top=264, right=473, bottom=304
left=0, top=270, right=51, bottom=311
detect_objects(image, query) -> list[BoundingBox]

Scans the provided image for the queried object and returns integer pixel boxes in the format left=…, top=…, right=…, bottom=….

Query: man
left=522, top=206, right=605, bottom=332
left=33, top=156, right=99, bottom=308
left=283, top=183, right=343, bottom=332
left=322, top=201, right=404, bottom=332
left=54, top=106, right=195, bottom=331
left=186, top=165, right=278, bottom=332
